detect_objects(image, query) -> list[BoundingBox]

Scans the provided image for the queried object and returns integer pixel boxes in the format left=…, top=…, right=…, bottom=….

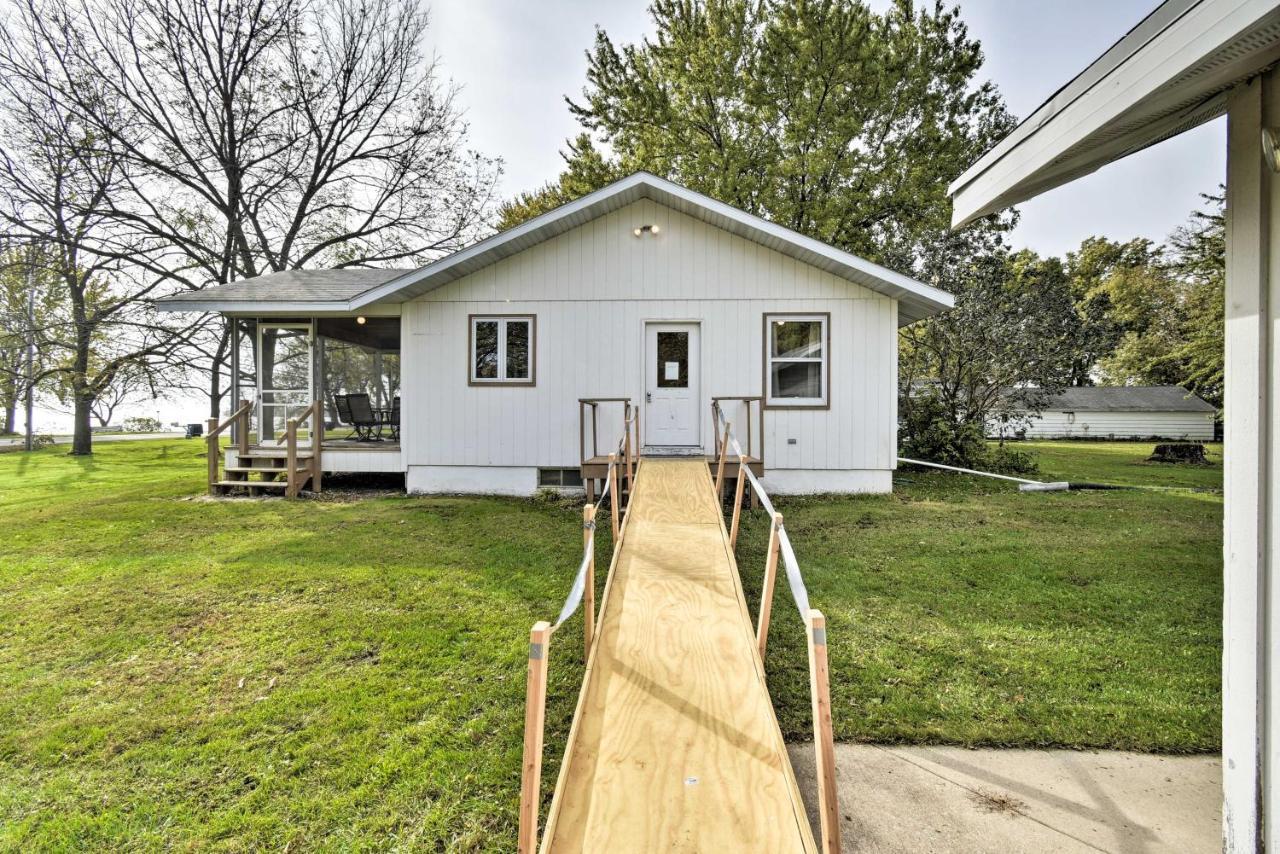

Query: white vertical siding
left=402, top=199, right=898, bottom=476
left=1013, top=410, right=1216, bottom=440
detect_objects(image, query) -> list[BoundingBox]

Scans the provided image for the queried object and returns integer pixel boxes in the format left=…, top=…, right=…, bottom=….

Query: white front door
left=644, top=322, right=700, bottom=448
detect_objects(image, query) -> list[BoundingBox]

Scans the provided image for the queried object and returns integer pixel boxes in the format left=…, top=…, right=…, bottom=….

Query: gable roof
left=1039, top=385, right=1217, bottom=413
left=949, top=0, right=1280, bottom=227
left=157, top=172, right=953, bottom=325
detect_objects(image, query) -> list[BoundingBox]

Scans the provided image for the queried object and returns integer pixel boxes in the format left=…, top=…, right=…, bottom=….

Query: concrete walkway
left=788, top=744, right=1219, bottom=853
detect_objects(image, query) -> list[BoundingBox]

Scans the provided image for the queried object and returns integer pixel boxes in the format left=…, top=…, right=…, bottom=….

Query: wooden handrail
left=711, top=396, right=764, bottom=469
left=579, top=397, right=633, bottom=468
left=715, top=412, right=840, bottom=854
left=285, top=399, right=323, bottom=498
left=206, top=399, right=252, bottom=494
left=520, top=428, right=637, bottom=852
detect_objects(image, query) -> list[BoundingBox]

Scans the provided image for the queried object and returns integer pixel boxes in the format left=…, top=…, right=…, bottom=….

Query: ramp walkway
left=518, top=407, right=840, bottom=853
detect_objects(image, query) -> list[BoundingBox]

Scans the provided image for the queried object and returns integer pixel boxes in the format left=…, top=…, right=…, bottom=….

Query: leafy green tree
left=499, top=0, right=1015, bottom=265
left=899, top=238, right=1079, bottom=469
left=1167, top=193, right=1224, bottom=407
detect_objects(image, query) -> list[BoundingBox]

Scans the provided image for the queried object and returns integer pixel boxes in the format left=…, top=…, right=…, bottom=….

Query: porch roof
left=949, top=0, right=1280, bottom=227
left=157, top=268, right=409, bottom=314
left=158, top=173, right=953, bottom=326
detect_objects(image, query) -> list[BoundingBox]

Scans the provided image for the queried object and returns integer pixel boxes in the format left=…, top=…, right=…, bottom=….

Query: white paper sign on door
left=664, top=361, right=680, bottom=381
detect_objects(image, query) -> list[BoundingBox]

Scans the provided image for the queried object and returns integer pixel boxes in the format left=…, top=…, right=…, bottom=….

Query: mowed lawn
left=0, top=439, right=1221, bottom=850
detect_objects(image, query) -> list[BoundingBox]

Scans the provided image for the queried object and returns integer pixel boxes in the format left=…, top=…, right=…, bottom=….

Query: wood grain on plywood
left=541, top=459, right=815, bottom=853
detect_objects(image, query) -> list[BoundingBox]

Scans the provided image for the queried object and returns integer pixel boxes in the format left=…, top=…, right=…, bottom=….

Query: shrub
left=123, top=416, right=162, bottom=433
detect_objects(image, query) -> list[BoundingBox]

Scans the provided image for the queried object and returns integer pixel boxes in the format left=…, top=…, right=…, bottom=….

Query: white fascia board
left=949, top=0, right=1279, bottom=227
left=348, top=172, right=953, bottom=317
left=155, top=300, right=402, bottom=316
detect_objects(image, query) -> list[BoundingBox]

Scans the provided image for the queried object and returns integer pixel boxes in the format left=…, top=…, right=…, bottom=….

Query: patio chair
left=332, top=393, right=359, bottom=440
left=386, top=396, right=400, bottom=442
left=338, top=392, right=382, bottom=441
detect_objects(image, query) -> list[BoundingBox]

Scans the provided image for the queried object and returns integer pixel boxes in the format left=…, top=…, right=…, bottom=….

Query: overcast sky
left=426, top=0, right=1226, bottom=259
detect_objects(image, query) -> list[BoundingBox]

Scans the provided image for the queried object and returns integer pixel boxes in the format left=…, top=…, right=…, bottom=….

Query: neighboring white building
left=995, top=386, right=1217, bottom=440
left=159, top=172, right=953, bottom=496
left=947, top=2, right=1280, bottom=850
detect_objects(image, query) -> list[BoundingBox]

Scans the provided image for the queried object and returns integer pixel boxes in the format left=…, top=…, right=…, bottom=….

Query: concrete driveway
left=789, top=744, right=1219, bottom=853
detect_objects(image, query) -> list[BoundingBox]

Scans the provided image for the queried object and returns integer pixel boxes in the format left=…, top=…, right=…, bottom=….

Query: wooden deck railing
left=714, top=405, right=841, bottom=854
left=519, top=413, right=636, bottom=853
left=285, top=400, right=323, bottom=498
left=205, top=399, right=252, bottom=495
left=578, top=398, right=639, bottom=502
left=711, top=396, right=764, bottom=466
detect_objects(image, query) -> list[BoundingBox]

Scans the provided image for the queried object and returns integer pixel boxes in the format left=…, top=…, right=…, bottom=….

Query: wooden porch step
left=224, top=465, right=308, bottom=474
left=239, top=449, right=313, bottom=459
left=214, top=480, right=289, bottom=489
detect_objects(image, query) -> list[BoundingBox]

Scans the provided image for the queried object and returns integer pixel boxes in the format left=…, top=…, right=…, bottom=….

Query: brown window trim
left=468, top=313, right=537, bottom=387
left=761, top=311, right=831, bottom=410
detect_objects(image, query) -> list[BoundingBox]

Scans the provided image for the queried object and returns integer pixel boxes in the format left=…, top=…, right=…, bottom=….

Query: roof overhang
left=351, top=172, right=953, bottom=326
left=949, top=0, right=1280, bottom=228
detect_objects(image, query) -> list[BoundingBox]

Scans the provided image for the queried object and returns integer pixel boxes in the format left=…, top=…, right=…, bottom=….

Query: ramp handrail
left=519, top=411, right=637, bottom=854
left=713, top=404, right=841, bottom=854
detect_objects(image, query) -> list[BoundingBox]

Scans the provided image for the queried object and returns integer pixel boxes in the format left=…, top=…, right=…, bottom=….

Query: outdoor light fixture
left=633, top=224, right=661, bottom=237
left=356, top=315, right=367, bottom=325
left=1264, top=128, right=1280, bottom=173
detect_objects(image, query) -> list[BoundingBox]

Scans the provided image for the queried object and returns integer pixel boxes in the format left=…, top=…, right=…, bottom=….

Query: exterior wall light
left=356, top=315, right=367, bottom=325
left=633, top=224, right=661, bottom=237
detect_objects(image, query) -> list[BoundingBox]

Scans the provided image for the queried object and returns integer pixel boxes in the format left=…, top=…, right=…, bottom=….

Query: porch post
left=229, top=317, right=240, bottom=444
left=1223, top=70, right=1277, bottom=853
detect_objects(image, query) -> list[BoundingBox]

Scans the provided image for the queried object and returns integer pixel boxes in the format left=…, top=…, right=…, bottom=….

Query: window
left=764, top=313, right=829, bottom=407
left=469, top=315, right=535, bottom=385
left=538, top=467, right=584, bottom=488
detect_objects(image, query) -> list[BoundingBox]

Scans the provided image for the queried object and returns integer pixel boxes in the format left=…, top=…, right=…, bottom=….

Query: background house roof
left=158, top=173, right=953, bottom=325
left=949, top=0, right=1280, bottom=227
left=1040, top=385, right=1217, bottom=413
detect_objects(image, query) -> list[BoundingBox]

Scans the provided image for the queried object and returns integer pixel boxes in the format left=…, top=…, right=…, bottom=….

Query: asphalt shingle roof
left=160, top=269, right=410, bottom=304
left=1042, top=385, right=1216, bottom=413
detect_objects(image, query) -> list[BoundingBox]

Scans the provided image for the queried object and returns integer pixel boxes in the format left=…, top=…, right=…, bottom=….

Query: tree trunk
left=209, top=323, right=230, bottom=418
left=70, top=388, right=93, bottom=455
left=3, top=398, right=15, bottom=435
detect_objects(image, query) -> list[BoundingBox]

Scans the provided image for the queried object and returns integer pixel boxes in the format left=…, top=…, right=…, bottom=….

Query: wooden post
left=518, top=621, right=552, bottom=854
left=311, top=401, right=322, bottom=493
left=714, top=420, right=731, bottom=498
left=608, top=453, right=620, bottom=544
left=206, top=417, right=219, bottom=494
left=624, top=403, right=633, bottom=499
left=583, top=504, right=596, bottom=662
left=286, top=418, right=298, bottom=498
left=807, top=609, right=841, bottom=854
left=237, top=399, right=250, bottom=455
left=729, top=455, right=748, bottom=549
left=757, top=513, right=782, bottom=661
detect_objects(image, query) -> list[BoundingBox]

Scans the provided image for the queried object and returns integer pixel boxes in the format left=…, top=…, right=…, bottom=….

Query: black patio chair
left=386, top=396, right=400, bottom=442
left=337, top=392, right=381, bottom=441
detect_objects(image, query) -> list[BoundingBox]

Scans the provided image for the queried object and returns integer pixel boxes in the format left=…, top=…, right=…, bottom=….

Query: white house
left=996, top=385, right=1217, bottom=440
left=159, top=172, right=952, bottom=497
left=948, top=2, right=1280, bottom=849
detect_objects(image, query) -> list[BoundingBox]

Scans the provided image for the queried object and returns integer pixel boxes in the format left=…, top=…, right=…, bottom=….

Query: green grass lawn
left=0, top=439, right=1221, bottom=849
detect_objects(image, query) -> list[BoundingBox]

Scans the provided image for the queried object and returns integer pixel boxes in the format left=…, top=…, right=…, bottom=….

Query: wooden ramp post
left=807, top=610, right=840, bottom=854
left=729, top=455, right=747, bottom=549
left=608, top=453, right=620, bottom=543
left=714, top=420, right=731, bottom=498
left=757, top=513, right=782, bottom=660
left=519, top=621, right=552, bottom=854
left=583, top=504, right=596, bottom=662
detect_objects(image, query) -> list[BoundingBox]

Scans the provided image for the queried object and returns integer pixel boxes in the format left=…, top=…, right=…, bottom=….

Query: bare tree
left=2, top=0, right=499, bottom=423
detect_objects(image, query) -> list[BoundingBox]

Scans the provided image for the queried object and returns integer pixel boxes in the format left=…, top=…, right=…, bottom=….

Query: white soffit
left=949, top=0, right=1280, bottom=228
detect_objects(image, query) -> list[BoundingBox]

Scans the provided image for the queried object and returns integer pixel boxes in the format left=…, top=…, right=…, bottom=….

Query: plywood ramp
left=541, top=459, right=816, bottom=853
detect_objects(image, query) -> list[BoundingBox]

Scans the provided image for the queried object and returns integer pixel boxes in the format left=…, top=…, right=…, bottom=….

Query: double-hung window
left=470, top=315, right=535, bottom=385
left=764, top=313, right=829, bottom=407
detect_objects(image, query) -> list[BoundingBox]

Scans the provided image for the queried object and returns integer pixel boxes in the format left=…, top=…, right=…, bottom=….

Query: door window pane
left=656, top=331, right=688, bottom=388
